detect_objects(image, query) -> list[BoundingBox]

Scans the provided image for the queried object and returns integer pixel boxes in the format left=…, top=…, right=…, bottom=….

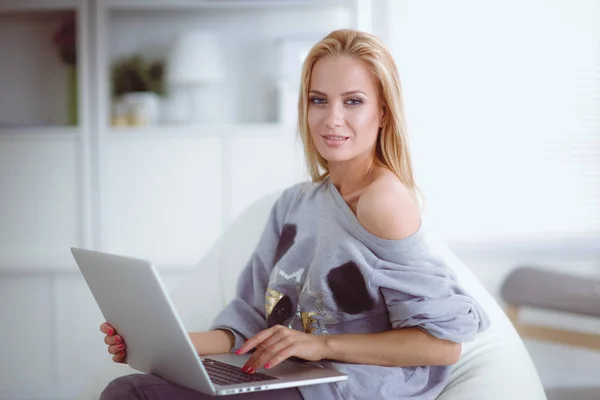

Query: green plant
left=53, top=15, right=76, bottom=66
left=112, top=55, right=165, bottom=97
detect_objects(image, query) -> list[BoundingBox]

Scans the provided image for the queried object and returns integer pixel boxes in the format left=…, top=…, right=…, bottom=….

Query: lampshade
left=167, top=31, right=224, bottom=85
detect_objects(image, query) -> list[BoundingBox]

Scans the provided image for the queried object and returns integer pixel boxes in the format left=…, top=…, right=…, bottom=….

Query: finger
left=243, top=333, right=287, bottom=371
left=104, top=335, right=123, bottom=346
left=249, top=337, right=293, bottom=372
left=100, top=323, right=115, bottom=336
left=108, top=343, right=126, bottom=355
left=237, top=329, right=274, bottom=355
left=262, top=343, right=298, bottom=370
left=112, top=350, right=127, bottom=363
left=237, top=327, right=279, bottom=355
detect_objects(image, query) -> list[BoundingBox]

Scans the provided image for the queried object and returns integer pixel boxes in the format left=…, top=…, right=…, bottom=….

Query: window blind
left=387, top=0, right=600, bottom=244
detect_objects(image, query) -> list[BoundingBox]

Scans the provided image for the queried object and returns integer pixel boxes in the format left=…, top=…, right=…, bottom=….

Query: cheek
left=307, top=109, right=315, bottom=127
left=347, top=108, right=380, bottom=138
left=307, top=108, right=321, bottom=137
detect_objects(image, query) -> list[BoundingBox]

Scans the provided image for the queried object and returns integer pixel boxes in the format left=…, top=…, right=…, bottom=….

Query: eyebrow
left=309, top=89, right=367, bottom=96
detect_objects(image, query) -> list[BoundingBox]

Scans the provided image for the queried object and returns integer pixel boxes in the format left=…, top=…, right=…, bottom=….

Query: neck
left=328, top=151, right=378, bottom=196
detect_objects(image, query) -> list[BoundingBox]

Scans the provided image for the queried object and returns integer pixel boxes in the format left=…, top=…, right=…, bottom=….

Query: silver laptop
left=71, top=247, right=347, bottom=396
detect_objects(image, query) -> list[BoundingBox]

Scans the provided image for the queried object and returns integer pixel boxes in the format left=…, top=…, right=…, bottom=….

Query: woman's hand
left=236, top=325, right=328, bottom=373
left=100, top=322, right=127, bottom=364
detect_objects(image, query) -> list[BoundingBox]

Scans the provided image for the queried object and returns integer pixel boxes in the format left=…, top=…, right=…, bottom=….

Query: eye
left=345, top=98, right=362, bottom=106
left=310, top=97, right=326, bottom=105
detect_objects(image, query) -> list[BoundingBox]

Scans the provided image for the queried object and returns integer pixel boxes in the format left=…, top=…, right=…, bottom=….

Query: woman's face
left=307, top=55, right=384, bottom=164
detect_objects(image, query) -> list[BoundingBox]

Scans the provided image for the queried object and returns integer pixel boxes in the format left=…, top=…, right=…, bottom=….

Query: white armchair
left=78, top=191, right=547, bottom=400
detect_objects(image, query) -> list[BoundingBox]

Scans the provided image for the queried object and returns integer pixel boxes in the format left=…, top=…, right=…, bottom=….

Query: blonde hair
left=298, top=29, right=424, bottom=211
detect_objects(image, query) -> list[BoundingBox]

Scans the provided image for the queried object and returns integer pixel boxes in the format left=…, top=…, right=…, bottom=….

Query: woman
left=100, top=29, right=490, bottom=400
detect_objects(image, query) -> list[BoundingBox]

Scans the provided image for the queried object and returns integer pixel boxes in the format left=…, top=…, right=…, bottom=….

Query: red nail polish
left=117, top=344, right=124, bottom=349
left=241, top=366, right=247, bottom=372
left=235, top=349, right=241, bottom=355
left=119, top=350, right=125, bottom=355
left=115, top=336, right=121, bottom=343
left=264, top=363, right=271, bottom=369
left=108, top=328, right=114, bottom=335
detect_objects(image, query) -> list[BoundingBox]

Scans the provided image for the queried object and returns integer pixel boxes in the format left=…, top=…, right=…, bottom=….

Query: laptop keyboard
left=203, top=358, right=278, bottom=386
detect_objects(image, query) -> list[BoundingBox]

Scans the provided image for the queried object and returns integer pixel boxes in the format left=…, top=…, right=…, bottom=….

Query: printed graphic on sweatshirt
left=273, top=223, right=297, bottom=265
left=300, top=274, right=341, bottom=334
left=265, top=288, right=284, bottom=317
left=327, top=261, right=375, bottom=314
left=301, top=311, right=320, bottom=334
left=265, top=265, right=307, bottom=328
left=266, top=293, right=294, bottom=328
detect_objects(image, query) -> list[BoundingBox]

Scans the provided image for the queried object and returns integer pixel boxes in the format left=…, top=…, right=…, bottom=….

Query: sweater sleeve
left=209, top=185, right=300, bottom=351
left=370, top=236, right=490, bottom=343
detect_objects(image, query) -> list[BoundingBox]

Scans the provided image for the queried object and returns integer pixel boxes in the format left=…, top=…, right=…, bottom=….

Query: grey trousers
left=100, top=373, right=304, bottom=400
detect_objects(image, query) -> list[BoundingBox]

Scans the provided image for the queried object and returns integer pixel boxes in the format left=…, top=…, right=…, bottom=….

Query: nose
left=325, top=103, right=344, bottom=130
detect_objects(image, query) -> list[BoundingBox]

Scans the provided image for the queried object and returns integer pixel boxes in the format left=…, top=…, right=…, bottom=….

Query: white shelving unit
left=0, top=0, right=93, bottom=271
left=0, top=126, right=80, bottom=140
left=0, top=7, right=81, bottom=130
left=0, top=2, right=377, bottom=398
left=96, top=0, right=359, bottom=126
left=103, top=0, right=349, bottom=9
left=0, top=0, right=375, bottom=270
left=0, top=0, right=79, bottom=12
left=91, top=0, right=372, bottom=262
left=108, top=123, right=290, bottom=138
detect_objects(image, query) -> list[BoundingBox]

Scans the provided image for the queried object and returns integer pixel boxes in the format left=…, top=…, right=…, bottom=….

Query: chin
left=316, top=148, right=354, bottom=163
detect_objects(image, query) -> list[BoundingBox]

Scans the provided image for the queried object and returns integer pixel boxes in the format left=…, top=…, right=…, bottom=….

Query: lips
left=321, top=134, right=349, bottom=147
left=321, top=134, right=349, bottom=141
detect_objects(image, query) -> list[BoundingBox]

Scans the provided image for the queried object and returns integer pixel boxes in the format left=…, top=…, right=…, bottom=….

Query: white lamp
left=166, top=31, right=223, bottom=124
left=274, top=34, right=322, bottom=125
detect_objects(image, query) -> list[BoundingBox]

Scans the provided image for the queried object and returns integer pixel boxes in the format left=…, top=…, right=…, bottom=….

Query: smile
left=321, top=135, right=348, bottom=141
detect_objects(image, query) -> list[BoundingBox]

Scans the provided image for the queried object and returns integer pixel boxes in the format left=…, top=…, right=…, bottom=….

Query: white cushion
left=77, top=191, right=547, bottom=400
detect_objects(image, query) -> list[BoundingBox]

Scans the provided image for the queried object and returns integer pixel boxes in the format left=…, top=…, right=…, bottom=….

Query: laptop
left=71, top=247, right=347, bottom=396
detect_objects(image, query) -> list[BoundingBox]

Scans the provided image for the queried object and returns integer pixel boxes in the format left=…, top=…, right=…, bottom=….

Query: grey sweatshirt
left=211, top=178, right=491, bottom=400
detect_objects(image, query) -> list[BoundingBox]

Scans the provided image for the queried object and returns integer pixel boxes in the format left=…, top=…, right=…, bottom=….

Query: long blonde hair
left=298, top=29, right=424, bottom=211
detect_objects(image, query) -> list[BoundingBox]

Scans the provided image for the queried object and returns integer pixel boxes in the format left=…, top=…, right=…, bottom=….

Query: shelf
left=102, top=3, right=350, bottom=128
left=103, top=0, right=347, bottom=11
left=0, top=0, right=78, bottom=12
left=107, top=123, right=296, bottom=139
left=0, top=10, right=80, bottom=127
left=0, top=254, right=76, bottom=274
left=0, top=126, right=80, bottom=140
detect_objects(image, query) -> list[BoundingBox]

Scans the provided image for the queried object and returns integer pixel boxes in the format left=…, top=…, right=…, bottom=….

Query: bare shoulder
left=356, top=169, right=421, bottom=240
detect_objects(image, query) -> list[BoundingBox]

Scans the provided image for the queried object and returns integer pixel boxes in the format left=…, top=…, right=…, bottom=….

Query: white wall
left=387, top=0, right=600, bottom=393
left=389, top=0, right=599, bottom=241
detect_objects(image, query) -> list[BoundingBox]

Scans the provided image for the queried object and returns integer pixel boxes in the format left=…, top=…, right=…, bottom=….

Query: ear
left=379, top=104, right=386, bottom=128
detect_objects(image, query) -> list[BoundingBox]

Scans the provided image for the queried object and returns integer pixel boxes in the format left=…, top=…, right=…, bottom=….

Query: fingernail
left=115, top=336, right=121, bottom=343
left=241, top=365, right=248, bottom=372
left=108, top=328, right=114, bottom=335
left=117, top=344, right=124, bottom=349
left=264, top=363, right=271, bottom=369
left=235, top=349, right=241, bottom=355
left=119, top=350, right=125, bottom=355
left=248, top=367, right=255, bottom=374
